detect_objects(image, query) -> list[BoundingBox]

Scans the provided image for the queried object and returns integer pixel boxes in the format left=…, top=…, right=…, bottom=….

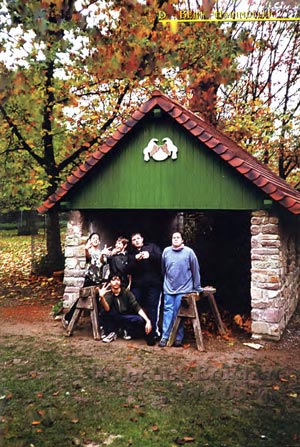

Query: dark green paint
left=68, top=114, right=267, bottom=210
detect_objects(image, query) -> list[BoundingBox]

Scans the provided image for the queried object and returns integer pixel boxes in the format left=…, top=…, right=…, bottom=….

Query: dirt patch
left=1, top=290, right=300, bottom=371
left=1, top=267, right=300, bottom=371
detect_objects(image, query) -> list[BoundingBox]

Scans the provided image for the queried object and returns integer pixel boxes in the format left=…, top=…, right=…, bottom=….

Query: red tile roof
left=37, top=90, right=300, bottom=215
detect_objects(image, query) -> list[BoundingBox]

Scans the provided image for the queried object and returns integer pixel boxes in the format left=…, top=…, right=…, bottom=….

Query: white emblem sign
left=143, top=138, right=178, bottom=162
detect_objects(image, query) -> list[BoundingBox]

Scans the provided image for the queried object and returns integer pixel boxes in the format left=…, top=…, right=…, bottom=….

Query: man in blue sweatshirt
left=159, top=231, right=202, bottom=347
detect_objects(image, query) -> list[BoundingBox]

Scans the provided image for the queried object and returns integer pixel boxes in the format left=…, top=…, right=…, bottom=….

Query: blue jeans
left=161, top=293, right=185, bottom=342
left=131, top=285, right=161, bottom=338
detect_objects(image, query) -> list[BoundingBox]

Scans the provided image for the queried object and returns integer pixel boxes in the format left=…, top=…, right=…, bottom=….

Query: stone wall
left=251, top=210, right=300, bottom=340
left=62, top=211, right=87, bottom=308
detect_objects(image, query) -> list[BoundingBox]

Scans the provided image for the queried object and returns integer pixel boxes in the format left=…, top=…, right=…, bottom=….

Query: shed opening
left=80, top=209, right=251, bottom=318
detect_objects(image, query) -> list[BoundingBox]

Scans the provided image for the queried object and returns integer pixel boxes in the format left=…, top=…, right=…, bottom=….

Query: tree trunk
left=45, top=206, right=64, bottom=274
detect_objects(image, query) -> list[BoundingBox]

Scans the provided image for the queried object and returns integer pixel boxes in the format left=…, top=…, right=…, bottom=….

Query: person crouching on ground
left=98, top=274, right=152, bottom=344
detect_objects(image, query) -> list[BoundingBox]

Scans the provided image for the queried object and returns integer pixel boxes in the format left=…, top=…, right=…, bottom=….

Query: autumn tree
left=0, top=0, right=254, bottom=273
left=218, top=0, right=300, bottom=186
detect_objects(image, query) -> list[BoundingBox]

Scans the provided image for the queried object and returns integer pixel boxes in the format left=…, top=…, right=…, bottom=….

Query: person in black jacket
left=127, top=232, right=162, bottom=346
left=106, top=237, right=130, bottom=288
left=99, top=275, right=152, bottom=343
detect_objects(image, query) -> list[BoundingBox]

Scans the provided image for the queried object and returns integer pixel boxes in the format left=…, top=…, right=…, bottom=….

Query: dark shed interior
left=81, top=209, right=251, bottom=317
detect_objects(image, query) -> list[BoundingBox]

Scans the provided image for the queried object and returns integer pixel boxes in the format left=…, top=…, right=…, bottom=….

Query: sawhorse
left=167, top=287, right=226, bottom=351
left=66, top=286, right=101, bottom=340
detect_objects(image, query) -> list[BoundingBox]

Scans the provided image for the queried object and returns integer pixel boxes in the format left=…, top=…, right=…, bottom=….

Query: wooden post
left=167, top=288, right=226, bottom=351
left=167, top=293, right=205, bottom=351
left=66, top=286, right=101, bottom=340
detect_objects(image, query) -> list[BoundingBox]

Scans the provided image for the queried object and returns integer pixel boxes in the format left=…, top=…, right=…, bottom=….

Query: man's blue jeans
left=161, top=293, right=185, bottom=342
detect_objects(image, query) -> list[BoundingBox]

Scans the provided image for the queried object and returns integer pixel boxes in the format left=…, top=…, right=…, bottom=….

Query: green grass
left=1, top=336, right=300, bottom=447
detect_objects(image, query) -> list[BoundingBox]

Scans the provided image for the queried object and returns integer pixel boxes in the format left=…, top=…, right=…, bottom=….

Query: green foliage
left=0, top=0, right=299, bottom=264
left=51, top=298, right=63, bottom=316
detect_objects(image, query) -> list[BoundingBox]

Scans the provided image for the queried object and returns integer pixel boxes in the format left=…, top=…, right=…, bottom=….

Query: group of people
left=62, top=231, right=203, bottom=347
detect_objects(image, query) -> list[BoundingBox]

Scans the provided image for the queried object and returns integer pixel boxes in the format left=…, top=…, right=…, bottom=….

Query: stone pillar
left=62, top=211, right=87, bottom=308
left=251, top=210, right=300, bottom=340
left=250, top=210, right=283, bottom=340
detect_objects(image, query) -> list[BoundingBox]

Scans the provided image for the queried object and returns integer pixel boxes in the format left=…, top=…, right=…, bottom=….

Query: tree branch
left=0, top=104, right=44, bottom=165
left=57, top=83, right=130, bottom=171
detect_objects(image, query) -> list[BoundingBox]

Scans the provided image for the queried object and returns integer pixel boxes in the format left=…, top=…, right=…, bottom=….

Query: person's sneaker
left=99, top=326, right=106, bottom=339
left=122, top=330, right=132, bottom=340
left=174, top=340, right=183, bottom=348
left=102, top=332, right=117, bottom=343
left=158, top=338, right=167, bottom=348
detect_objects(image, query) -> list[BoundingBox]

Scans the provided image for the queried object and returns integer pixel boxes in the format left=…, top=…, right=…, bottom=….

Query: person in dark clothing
left=83, top=232, right=110, bottom=287
left=126, top=232, right=162, bottom=346
left=62, top=232, right=109, bottom=328
left=106, top=237, right=130, bottom=288
left=99, top=275, right=152, bottom=343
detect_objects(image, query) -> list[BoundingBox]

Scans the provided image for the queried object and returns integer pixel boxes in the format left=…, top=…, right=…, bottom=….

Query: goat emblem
left=143, top=138, right=178, bottom=162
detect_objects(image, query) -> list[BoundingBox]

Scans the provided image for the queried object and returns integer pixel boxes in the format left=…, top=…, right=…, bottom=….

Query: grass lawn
left=1, top=231, right=300, bottom=446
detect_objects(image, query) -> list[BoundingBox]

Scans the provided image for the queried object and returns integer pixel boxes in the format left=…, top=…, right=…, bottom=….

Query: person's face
left=110, top=276, right=121, bottom=290
left=115, top=240, right=125, bottom=252
left=90, top=234, right=100, bottom=247
left=172, top=232, right=183, bottom=248
left=131, top=234, right=144, bottom=249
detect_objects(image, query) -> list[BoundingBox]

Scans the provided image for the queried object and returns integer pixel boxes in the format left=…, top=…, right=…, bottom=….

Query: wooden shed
left=38, top=90, right=300, bottom=340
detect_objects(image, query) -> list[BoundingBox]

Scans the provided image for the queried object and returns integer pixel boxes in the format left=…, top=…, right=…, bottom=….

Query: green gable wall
left=67, top=113, right=266, bottom=210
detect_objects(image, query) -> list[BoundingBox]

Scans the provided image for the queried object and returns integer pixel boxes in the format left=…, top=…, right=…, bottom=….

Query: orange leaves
left=233, top=314, right=252, bottom=333
left=174, top=436, right=195, bottom=444
left=185, top=361, right=197, bottom=372
left=31, top=420, right=41, bottom=426
left=221, top=56, right=232, bottom=68
left=239, top=37, right=255, bottom=54
left=271, top=373, right=299, bottom=400
left=126, top=52, right=141, bottom=73
left=233, top=314, right=243, bottom=327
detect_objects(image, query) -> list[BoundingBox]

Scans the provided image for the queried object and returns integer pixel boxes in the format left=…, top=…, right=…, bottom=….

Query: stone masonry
left=62, top=211, right=87, bottom=308
left=251, top=210, right=300, bottom=340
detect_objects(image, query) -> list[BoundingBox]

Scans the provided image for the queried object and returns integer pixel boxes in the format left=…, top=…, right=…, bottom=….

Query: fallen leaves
left=233, top=314, right=252, bottom=332
left=31, top=420, right=41, bottom=426
left=0, top=393, right=13, bottom=400
left=0, top=233, right=64, bottom=308
left=185, top=361, right=197, bottom=372
left=174, top=436, right=195, bottom=444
